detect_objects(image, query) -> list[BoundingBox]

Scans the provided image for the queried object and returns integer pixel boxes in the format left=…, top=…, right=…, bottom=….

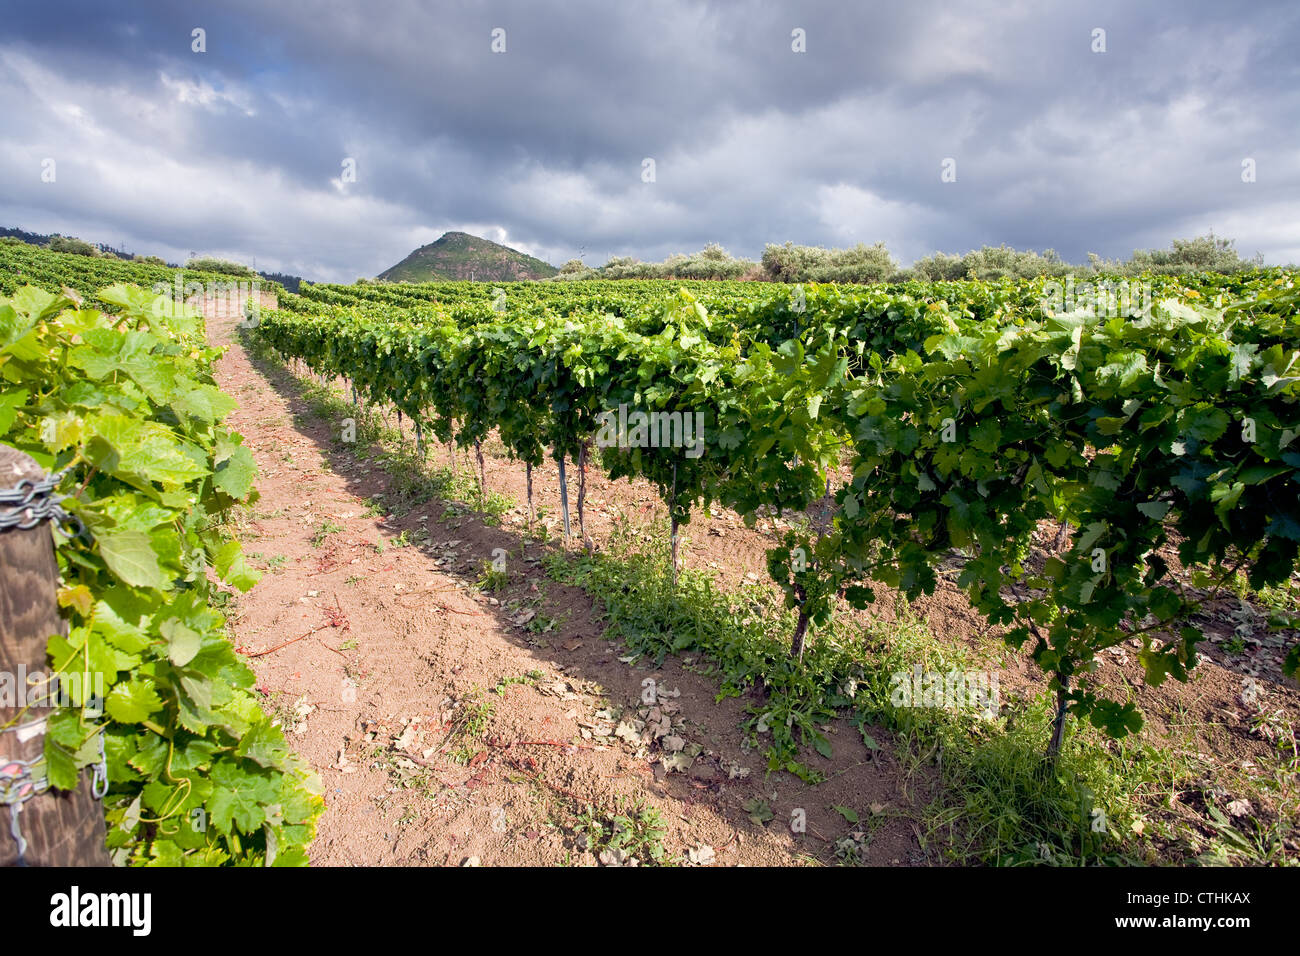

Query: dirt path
left=201, top=294, right=920, bottom=867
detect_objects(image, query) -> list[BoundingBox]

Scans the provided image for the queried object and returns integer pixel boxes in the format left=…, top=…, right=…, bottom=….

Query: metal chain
left=0, top=756, right=48, bottom=805
left=0, top=470, right=62, bottom=503
left=1, top=756, right=49, bottom=867
left=0, top=468, right=86, bottom=538
left=91, top=732, right=109, bottom=799
left=1, top=731, right=108, bottom=865
left=9, top=802, right=28, bottom=866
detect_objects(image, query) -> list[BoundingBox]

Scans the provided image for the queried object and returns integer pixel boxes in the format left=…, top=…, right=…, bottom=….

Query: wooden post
left=557, top=455, right=571, bottom=541
left=0, top=446, right=110, bottom=866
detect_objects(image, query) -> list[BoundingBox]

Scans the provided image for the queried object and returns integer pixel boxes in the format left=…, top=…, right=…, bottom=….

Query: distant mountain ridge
left=378, top=231, right=557, bottom=282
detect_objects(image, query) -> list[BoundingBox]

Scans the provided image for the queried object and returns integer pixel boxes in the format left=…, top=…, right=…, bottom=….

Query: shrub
left=761, top=242, right=831, bottom=282
left=1122, top=233, right=1253, bottom=275
left=185, top=256, right=256, bottom=277
left=48, top=235, right=99, bottom=257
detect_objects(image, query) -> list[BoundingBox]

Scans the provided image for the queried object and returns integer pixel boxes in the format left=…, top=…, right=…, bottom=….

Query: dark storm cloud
left=1, top=0, right=1297, bottom=280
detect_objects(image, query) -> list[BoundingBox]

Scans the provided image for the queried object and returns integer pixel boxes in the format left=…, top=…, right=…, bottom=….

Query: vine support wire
left=670, top=461, right=679, bottom=590
left=526, top=462, right=534, bottom=530
left=577, top=439, right=589, bottom=545
left=476, top=441, right=486, bottom=506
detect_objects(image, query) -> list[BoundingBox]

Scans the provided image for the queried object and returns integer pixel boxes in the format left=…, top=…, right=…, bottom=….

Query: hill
left=378, top=231, right=557, bottom=282
left=1, top=225, right=304, bottom=290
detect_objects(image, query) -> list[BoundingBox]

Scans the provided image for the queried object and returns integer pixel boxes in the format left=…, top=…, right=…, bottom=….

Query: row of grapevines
left=815, top=286, right=1300, bottom=749
left=294, top=268, right=1297, bottom=337
left=257, top=275, right=1300, bottom=757
left=0, top=283, right=322, bottom=864
left=0, top=238, right=278, bottom=303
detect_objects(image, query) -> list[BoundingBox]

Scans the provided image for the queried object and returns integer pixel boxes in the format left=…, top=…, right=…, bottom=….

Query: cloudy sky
left=2, top=0, right=1297, bottom=281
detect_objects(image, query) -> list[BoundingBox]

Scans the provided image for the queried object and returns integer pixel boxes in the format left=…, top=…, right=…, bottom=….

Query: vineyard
left=0, top=237, right=275, bottom=302
left=262, top=270, right=1300, bottom=753
left=2, top=243, right=1298, bottom=866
